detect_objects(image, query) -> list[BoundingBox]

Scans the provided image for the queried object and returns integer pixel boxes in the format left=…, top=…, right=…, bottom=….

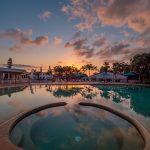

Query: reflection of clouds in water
left=64, top=105, right=88, bottom=123
left=35, top=108, right=65, bottom=118
left=50, top=107, right=64, bottom=117
left=1, top=84, right=150, bottom=133
left=8, top=99, right=26, bottom=111
left=36, top=110, right=49, bottom=117
left=11, top=104, right=145, bottom=150
left=76, top=124, right=144, bottom=150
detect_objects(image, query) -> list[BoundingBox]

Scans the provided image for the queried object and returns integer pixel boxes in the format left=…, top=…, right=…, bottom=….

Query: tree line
left=6, top=52, right=150, bottom=83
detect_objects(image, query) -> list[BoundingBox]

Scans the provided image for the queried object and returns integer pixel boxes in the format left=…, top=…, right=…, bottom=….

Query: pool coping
left=0, top=82, right=150, bottom=89
left=0, top=102, right=150, bottom=150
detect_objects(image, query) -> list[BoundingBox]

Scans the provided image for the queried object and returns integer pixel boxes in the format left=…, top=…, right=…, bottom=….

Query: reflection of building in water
left=0, top=86, right=27, bottom=97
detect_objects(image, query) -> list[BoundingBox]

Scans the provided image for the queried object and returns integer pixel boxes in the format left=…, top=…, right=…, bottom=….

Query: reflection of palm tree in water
left=100, top=90, right=110, bottom=100
left=93, top=85, right=131, bottom=102
left=48, top=85, right=82, bottom=98
left=29, top=84, right=34, bottom=94
left=46, top=85, right=98, bottom=99
left=46, top=85, right=53, bottom=93
left=79, top=86, right=98, bottom=99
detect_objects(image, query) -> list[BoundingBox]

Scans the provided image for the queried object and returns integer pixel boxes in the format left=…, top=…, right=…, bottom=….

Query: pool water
left=10, top=105, right=144, bottom=150
left=0, top=84, right=150, bottom=149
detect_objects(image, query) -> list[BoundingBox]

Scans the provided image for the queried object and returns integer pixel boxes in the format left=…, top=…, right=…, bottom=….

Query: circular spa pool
left=10, top=103, right=145, bottom=150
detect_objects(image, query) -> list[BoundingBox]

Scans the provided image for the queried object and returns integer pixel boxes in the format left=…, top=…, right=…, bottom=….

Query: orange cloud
left=21, top=36, right=49, bottom=45
left=0, top=28, right=49, bottom=51
left=54, top=36, right=62, bottom=46
left=62, top=0, right=150, bottom=33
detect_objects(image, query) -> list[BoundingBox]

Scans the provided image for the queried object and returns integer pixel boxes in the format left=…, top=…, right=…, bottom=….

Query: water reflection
left=45, top=85, right=150, bottom=118
left=10, top=106, right=144, bottom=150
left=93, top=85, right=150, bottom=117
left=46, top=85, right=98, bottom=99
left=0, top=86, right=27, bottom=97
left=0, top=84, right=150, bottom=131
left=47, top=85, right=82, bottom=98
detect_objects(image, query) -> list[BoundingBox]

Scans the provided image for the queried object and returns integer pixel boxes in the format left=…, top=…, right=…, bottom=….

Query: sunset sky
left=0, top=0, right=149, bottom=71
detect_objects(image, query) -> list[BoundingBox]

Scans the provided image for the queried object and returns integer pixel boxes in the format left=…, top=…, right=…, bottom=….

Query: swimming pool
left=0, top=84, right=150, bottom=149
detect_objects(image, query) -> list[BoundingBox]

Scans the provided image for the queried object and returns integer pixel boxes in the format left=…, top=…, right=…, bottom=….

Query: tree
left=47, top=66, right=52, bottom=75
left=81, top=64, right=97, bottom=76
left=130, top=52, right=150, bottom=83
left=112, top=62, right=130, bottom=74
left=7, top=58, right=13, bottom=69
left=53, top=66, right=64, bottom=78
left=100, top=62, right=110, bottom=73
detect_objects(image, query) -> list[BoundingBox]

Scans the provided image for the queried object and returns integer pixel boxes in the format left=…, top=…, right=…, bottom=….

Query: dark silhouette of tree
left=81, top=64, right=97, bottom=76
left=100, top=62, right=110, bottom=73
left=7, top=58, right=13, bottom=69
left=130, top=52, right=150, bottom=83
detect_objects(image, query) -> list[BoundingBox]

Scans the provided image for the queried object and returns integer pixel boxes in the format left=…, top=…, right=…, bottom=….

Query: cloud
left=64, top=42, right=72, bottom=48
left=61, top=0, right=98, bottom=31
left=21, top=36, right=49, bottom=45
left=2, top=64, right=37, bottom=70
left=57, top=61, right=63, bottom=64
left=39, top=11, right=52, bottom=21
left=65, top=32, right=109, bottom=58
left=121, top=31, right=130, bottom=37
left=0, top=28, right=49, bottom=51
left=93, top=36, right=107, bottom=47
left=72, top=31, right=81, bottom=40
left=9, top=45, right=22, bottom=52
left=97, top=0, right=150, bottom=33
left=54, top=36, right=62, bottom=46
left=96, top=41, right=150, bottom=62
left=65, top=37, right=96, bottom=58
left=97, top=42, right=130, bottom=58
left=0, top=28, right=32, bottom=40
left=62, top=0, right=150, bottom=33
left=62, top=0, right=150, bottom=62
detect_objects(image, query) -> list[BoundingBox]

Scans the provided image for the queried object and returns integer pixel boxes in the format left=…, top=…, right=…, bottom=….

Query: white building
left=90, top=72, right=127, bottom=83
left=29, top=70, right=53, bottom=80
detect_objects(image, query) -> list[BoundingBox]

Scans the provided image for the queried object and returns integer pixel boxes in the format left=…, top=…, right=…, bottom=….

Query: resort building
left=29, top=70, right=53, bottom=80
left=0, top=67, right=27, bottom=84
left=90, top=72, right=127, bottom=82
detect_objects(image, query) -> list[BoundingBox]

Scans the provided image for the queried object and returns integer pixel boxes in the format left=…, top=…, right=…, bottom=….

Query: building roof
left=0, top=67, right=26, bottom=73
left=91, top=72, right=127, bottom=80
left=124, top=72, right=138, bottom=76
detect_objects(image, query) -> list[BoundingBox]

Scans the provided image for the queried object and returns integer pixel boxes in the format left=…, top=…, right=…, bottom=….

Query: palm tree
left=100, top=62, right=110, bottom=73
left=81, top=64, right=97, bottom=77
left=99, top=62, right=110, bottom=82
left=7, top=58, right=13, bottom=69
left=53, top=66, right=64, bottom=80
left=112, top=62, right=119, bottom=81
